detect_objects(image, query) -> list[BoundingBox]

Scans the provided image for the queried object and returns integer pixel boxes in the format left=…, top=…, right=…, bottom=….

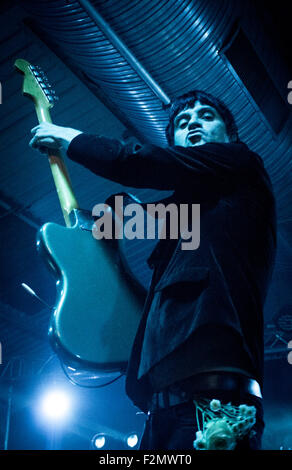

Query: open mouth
left=188, top=133, right=202, bottom=145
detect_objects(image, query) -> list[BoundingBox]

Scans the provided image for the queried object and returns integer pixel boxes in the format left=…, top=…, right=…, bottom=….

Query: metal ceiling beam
left=78, top=0, right=171, bottom=106
left=0, top=198, right=39, bottom=230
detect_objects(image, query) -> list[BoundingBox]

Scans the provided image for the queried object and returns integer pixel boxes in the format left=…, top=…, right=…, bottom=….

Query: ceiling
left=0, top=0, right=292, bottom=449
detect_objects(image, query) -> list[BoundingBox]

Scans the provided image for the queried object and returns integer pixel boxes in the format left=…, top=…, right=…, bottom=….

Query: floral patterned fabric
left=193, top=399, right=256, bottom=450
left=139, top=393, right=264, bottom=450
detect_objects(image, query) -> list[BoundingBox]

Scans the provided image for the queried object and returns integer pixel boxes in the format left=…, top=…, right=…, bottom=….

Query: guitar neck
left=35, top=103, right=79, bottom=227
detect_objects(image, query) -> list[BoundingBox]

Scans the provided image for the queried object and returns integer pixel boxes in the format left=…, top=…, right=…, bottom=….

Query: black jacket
left=67, top=135, right=276, bottom=411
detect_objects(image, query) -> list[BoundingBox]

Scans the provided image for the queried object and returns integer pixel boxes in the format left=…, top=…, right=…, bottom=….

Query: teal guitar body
left=37, top=205, right=145, bottom=380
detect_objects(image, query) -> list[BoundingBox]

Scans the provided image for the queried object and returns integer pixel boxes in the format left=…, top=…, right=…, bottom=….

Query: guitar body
left=37, top=208, right=144, bottom=376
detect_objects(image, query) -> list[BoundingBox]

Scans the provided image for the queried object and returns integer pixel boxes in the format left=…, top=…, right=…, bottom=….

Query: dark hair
left=165, top=90, right=239, bottom=146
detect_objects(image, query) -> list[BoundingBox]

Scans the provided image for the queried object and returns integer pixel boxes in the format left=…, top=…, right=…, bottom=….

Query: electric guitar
left=15, top=59, right=145, bottom=383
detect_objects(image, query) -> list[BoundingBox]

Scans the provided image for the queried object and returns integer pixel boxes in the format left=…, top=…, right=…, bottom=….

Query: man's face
left=173, top=101, right=230, bottom=148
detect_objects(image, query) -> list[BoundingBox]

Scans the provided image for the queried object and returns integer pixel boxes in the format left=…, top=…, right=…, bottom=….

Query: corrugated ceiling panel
left=0, top=1, right=291, bottom=362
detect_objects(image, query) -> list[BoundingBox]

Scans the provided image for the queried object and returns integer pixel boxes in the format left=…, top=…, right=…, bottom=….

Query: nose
left=188, top=116, right=201, bottom=130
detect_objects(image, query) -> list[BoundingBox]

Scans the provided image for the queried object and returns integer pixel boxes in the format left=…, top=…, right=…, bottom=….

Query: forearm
left=67, top=133, right=181, bottom=189
left=67, top=133, right=127, bottom=183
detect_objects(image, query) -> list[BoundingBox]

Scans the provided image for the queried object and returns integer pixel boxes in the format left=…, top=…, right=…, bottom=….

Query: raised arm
left=67, top=132, right=263, bottom=193
left=29, top=123, right=263, bottom=195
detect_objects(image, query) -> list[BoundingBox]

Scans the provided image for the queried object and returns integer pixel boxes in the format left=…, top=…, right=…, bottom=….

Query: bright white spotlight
left=92, top=433, right=106, bottom=449
left=40, top=389, right=71, bottom=423
left=127, top=433, right=138, bottom=448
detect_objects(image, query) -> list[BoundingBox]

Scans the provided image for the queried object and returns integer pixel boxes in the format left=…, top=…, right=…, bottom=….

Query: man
left=30, top=90, right=276, bottom=450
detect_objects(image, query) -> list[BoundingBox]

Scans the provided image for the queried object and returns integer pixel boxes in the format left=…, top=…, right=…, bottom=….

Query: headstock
left=14, top=58, right=58, bottom=121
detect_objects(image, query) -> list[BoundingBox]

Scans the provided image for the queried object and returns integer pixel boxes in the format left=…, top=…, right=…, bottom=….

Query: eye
left=178, top=119, right=188, bottom=129
left=202, top=112, right=214, bottom=120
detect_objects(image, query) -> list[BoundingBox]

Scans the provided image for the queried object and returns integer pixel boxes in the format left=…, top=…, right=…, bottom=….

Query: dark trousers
left=139, top=390, right=264, bottom=450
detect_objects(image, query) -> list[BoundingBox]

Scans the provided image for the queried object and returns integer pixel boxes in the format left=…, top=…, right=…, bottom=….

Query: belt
left=149, top=372, right=262, bottom=411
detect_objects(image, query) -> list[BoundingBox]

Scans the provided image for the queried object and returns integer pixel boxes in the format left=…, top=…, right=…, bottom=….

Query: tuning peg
left=46, top=94, right=55, bottom=103
left=29, top=63, right=57, bottom=102
left=43, top=88, right=59, bottom=103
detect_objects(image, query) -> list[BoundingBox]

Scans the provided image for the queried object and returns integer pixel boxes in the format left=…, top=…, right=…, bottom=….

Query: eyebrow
left=174, top=106, right=216, bottom=126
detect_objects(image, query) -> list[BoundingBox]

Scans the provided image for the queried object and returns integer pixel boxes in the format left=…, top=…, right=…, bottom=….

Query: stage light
left=126, top=433, right=138, bottom=448
left=92, top=433, right=106, bottom=449
left=39, top=388, right=71, bottom=423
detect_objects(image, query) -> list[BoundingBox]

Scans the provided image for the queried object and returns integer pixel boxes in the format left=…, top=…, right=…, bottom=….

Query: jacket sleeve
left=67, top=133, right=263, bottom=192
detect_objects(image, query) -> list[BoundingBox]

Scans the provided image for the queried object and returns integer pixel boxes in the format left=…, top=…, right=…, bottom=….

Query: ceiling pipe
left=78, top=0, right=171, bottom=106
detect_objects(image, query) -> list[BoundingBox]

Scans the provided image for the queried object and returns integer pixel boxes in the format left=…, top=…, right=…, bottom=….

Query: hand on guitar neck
left=30, top=122, right=82, bottom=154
